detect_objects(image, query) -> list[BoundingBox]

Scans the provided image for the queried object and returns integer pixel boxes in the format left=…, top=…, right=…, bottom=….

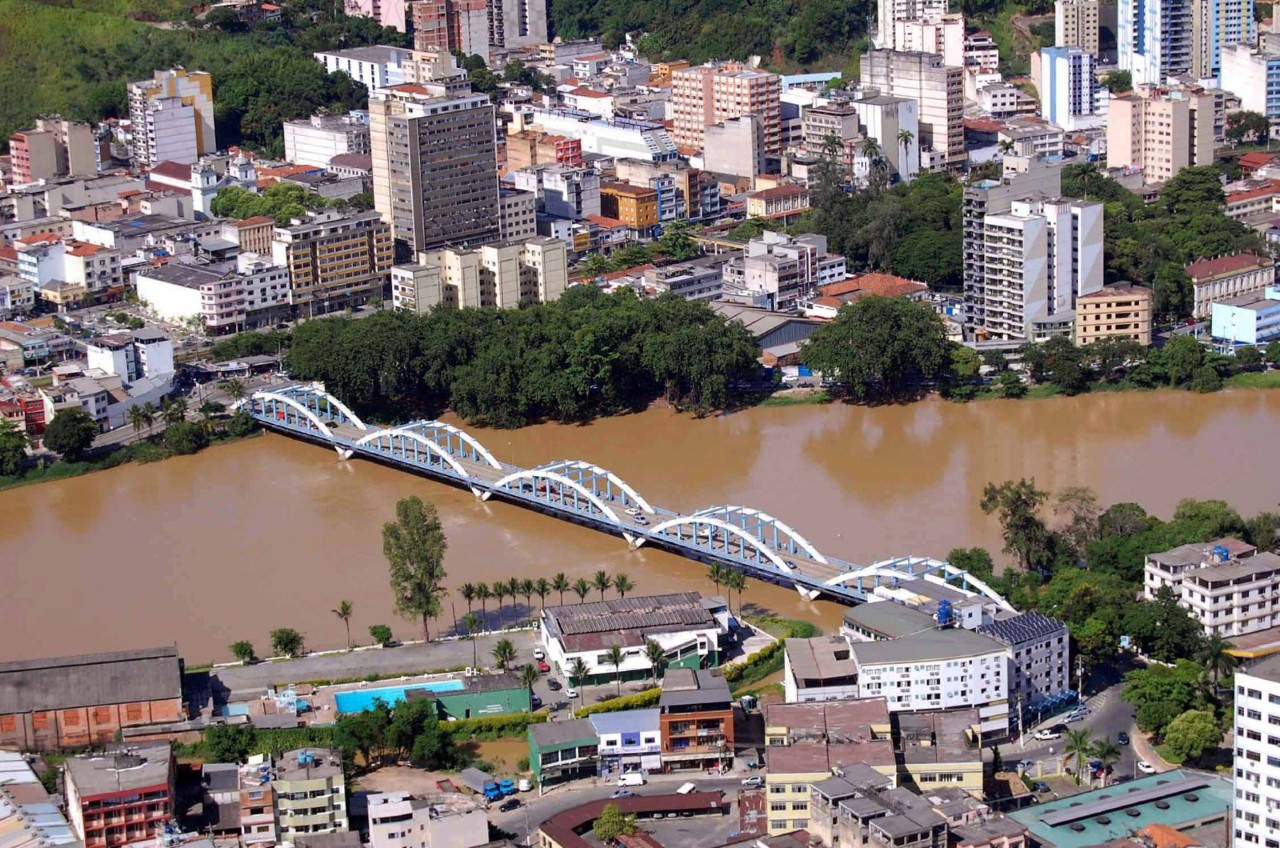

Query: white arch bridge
left=247, top=383, right=1012, bottom=609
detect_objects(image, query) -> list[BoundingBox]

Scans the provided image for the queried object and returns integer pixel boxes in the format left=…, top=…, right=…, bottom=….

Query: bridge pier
left=796, top=586, right=821, bottom=601
left=336, top=447, right=353, bottom=460
left=470, top=486, right=484, bottom=498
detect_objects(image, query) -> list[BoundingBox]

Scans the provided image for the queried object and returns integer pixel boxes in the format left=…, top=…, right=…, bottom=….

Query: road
left=1013, top=680, right=1148, bottom=780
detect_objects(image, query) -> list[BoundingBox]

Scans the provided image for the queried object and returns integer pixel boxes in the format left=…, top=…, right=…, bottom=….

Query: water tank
left=1212, top=545, right=1230, bottom=562
left=937, top=600, right=953, bottom=627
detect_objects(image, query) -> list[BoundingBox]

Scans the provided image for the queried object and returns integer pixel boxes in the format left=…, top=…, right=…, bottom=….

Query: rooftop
left=138, top=264, right=226, bottom=289
left=529, top=718, right=597, bottom=748
left=0, top=646, right=181, bottom=714
left=1185, top=253, right=1272, bottom=280
left=1183, top=552, right=1280, bottom=584
left=275, top=748, right=343, bottom=781
left=850, top=627, right=1006, bottom=666
left=540, top=793, right=727, bottom=848
left=543, top=592, right=717, bottom=652
left=748, top=184, right=808, bottom=200
left=842, top=602, right=938, bottom=639
left=785, top=636, right=856, bottom=684
left=315, top=44, right=408, bottom=63
left=1076, top=283, right=1153, bottom=300
left=0, top=751, right=78, bottom=847
left=588, top=708, right=659, bottom=735
left=658, top=668, right=732, bottom=708
left=1148, top=537, right=1255, bottom=568
left=977, top=612, right=1067, bottom=647
left=1242, top=651, right=1280, bottom=683
left=65, top=746, right=172, bottom=797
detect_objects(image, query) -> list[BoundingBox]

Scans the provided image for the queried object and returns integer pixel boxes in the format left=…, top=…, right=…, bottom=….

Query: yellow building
left=600, top=182, right=659, bottom=233
left=1075, top=283, right=1153, bottom=346
left=127, top=68, right=216, bottom=166
left=897, top=712, right=985, bottom=795
left=271, top=210, right=393, bottom=315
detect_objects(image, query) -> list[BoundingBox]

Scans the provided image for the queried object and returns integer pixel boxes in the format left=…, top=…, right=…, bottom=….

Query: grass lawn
left=1227, top=370, right=1280, bottom=389
left=757, top=390, right=831, bottom=407
left=1155, top=744, right=1186, bottom=765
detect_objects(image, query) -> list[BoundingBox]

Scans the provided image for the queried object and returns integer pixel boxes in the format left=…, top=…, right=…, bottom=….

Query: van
left=676, top=782, right=697, bottom=795
left=618, top=773, right=645, bottom=787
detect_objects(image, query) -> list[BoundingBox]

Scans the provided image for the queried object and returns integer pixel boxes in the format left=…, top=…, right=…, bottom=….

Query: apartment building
left=509, top=164, right=602, bottom=220
left=600, top=182, right=659, bottom=235
left=1185, top=254, right=1276, bottom=319
left=412, top=0, right=488, bottom=55
left=1192, top=0, right=1256, bottom=79
left=314, top=45, right=411, bottom=91
left=1118, top=0, right=1194, bottom=84
left=238, top=758, right=278, bottom=845
left=529, top=719, right=600, bottom=787
left=860, top=51, right=964, bottom=171
left=229, top=216, right=276, bottom=255
left=14, top=235, right=123, bottom=301
left=65, top=746, right=175, bottom=848
left=1222, top=45, right=1280, bottom=120
left=1212, top=286, right=1280, bottom=345
left=367, top=791, right=487, bottom=848
left=671, top=63, right=782, bottom=155
left=1055, top=0, right=1102, bottom=57
left=8, top=117, right=96, bottom=186
left=703, top=115, right=766, bottom=179
left=127, top=69, right=216, bottom=166
left=892, top=14, right=965, bottom=68
left=1036, top=46, right=1104, bottom=131
left=272, top=749, right=347, bottom=839
left=874, top=0, right=947, bottom=48
left=1142, top=537, right=1280, bottom=637
left=136, top=254, right=291, bottom=333
left=614, top=158, right=721, bottom=222
left=976, top=612, right=1071, bottom=711
left=658, top=668, right=734, bottom=771
left=897, top=711, right=987, bottom=794
left=390, top=236, right=567, bottom=311
left=283, top=113, right=371, bottom=169
left=86, top=329, right=175, bottom=382
left=590, top=710, right=663, bottom=776
left=643, top=254, right=733, bottom=301
left=1107, top=84, right=1216, bottom=185
left=721, top=231, right=845, bottom=312
left=369, top=82, right=500, bottom=252
left=1074, top=283, right=1154, bottom=345
left=499, top=187, right=537, bottom=241
left=1232, top=654, right=1280, bottom=848
left=852, top=92, right=921, bottom=183
left=272, top=210, right=394, bottom=315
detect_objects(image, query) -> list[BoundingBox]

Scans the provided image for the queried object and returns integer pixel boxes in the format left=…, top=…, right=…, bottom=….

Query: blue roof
left=588, top=708, right=660, bottom=735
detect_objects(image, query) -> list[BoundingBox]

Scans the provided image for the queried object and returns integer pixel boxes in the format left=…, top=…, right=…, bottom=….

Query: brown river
left=4, top=389, right=1279, bottom=664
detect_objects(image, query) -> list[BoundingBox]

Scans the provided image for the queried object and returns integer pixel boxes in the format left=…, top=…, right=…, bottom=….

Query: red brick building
left=65, top=745, right=175, bottom=848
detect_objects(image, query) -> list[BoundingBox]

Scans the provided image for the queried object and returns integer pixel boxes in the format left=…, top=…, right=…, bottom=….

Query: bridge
left=245, top=383, right=1012, bottom=609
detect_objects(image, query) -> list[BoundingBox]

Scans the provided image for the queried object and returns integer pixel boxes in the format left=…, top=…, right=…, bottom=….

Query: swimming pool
left=333, top=679, right=466, bottom=713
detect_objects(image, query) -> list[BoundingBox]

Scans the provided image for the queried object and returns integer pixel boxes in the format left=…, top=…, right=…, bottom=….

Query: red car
left=537, top=660, right=550, bottom=673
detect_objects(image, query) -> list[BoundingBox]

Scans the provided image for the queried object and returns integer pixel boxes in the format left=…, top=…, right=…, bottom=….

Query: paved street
left=1013, top=680, right=1142, bottom=779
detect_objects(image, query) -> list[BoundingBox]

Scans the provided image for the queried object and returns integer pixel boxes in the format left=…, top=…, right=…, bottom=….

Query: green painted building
left=406, top=673, right=531, bottom=720
left=528, top=719, right=599, bottom=786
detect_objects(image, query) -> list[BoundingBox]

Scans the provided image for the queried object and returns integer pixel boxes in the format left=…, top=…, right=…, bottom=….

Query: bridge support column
left=335, top=447, right=353, bottom=460
left=628, top=536, right=647, bottom=550
left=796, top=585, right=821, bottom=601
left=478, top=491, right=492, bottom=502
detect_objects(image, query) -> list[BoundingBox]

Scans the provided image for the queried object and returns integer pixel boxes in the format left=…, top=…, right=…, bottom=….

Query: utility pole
left=1017, top=693, right=1025, bottom=752
left=1077, top=656, right=1085, bottom=702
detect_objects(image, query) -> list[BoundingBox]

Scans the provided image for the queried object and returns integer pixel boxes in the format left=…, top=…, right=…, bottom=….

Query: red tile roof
left=567, top=86, right=610, bottom=99
left=1224, top=180, right=1280, bottom=204
left=16, top=233, right=62, bottom=246
left=749, top=184, right=808, bottom=200
left=821, top=273, right=926, bottom=299
left=147, top=160, right=192, bottom=182
left=540, top=794, right=727, bottom=848
left=584, top=214, right=627, bottom=229
left=601, top=264, right=654, bottom=280
left=0, top=246, right=17, bottom=264
left=1185, top=253, right=1271, bottom=279
left=65, top=241, right=105, bottom=257
left=1239, top=151, right=1279, bottom=170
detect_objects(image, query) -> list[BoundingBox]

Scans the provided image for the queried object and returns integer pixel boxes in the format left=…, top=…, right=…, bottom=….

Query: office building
left=1144, top=537, right=1280, bottom=637
left=1036, top=46, right=1105, bottom=131
left=498, top=187, right=537, bottom=241
left=369, top=82, right=500, bottom=251
left=1074, top=283, right=1153, bottom=345
left=283, top=113, right=370, bottom=169
left=272, top=210, right=394, bottom=314
left=412, top=0, right=488, bottom=55
left=1212, top=286, right=1280, bottom=345
left=860, top=50, right=964, bottom=170
left=1192, top=0, right=1255, bottom=79
left=589, top=709, right=663, bottom=776
left=127, top=68, right=216, bottom=166
left=976, top=612, right=1071, bottom=711
left=671, top=63, right=782, bottom=155
left=272, top=750, right=348, bottom=839
left=486, top=0, right=550, bottom=50
left=1185, top=253, right=1275, bottom=318
left=8, top=117, right=96, bottom=186
left=136, top=255, right=291, bottom=333
left=892, top=14, right=965, bottom=68
left=538, top=593, right=728, bottom=687
left=1056, top=0, right=1102, bottom=57
left=1233, top=653, right=1280, bottom=848
left=390, top=236, right=567, bottom=312
left=367, top=791, right=487, bottom=848
left=1107, top=84, right=1216, bottom=184
left=802, top=103, right=861, bottom=161
left=1221, top=44, right=1280, bottom=120
left=721, top=231, right=846, bottom=312
left=658, top=668, right=734, bottom=771
left=65, top=746, right=175, bottom=847
left=703, top=115, right=765, bottom=179
left=1118, top=0, right=1194, bottom=84
left=875, top=0, right=947, bottom=48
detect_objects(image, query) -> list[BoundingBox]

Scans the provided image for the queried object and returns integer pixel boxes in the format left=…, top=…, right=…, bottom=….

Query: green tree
left=708, top=563, right=727, bottom=594
left=605, top=644, right=625, bottom=696
left=613, top=573, right=634, bottom=598
left=946, top=547, right=995, bottom=582
left=222, top=378, right=248, bottom=404
left=569, top=657, right=589, bottom=712
left=1162, top=167, right=1226, bottom=217
left=980, top=479, right=1053, bottom=574
left=332, top=599, right=354, bottom=649
left=1092, top=737, right=1121, bottom=785
left=229, top=640, right=256, bottom=664
left=384, top=495, right=448, bottom=641
left=1247, top=511, right=1280, bottom=553
left=127, top=404, right=152, bottom=439
left=1064, top=729, right=1095, bottom=784
left=592, top=803, right=638, bottom=843
left=1173, top=498, right=1246, bottom=538
left=1226, top=110, right=1271, bottom=145
left=0, top=419, right=27, bottom=477
left=161, top=397, right=187, bottom=425
left=1162, top=709, right=1222, bottom=764
left=1124, top=660, right=1210, bottom=738
left=1161, top=335, right=1206, bottom=385
left=1266, top=340, right=1280, bottom=366
left=1054, top=486, right=1100, bottom=562
left=1152, top=264, right=1193, bottom=322
left=492, top=579, right=508, bottom=627
left=1190, top=364, right=1222, bottom=393
left=1101, top=70, right=1132, bottom=92
left=579, top=253, right=611, bottom=278
left=204, top=724, right=257, bottom=762
left=164, top=420, right=209, bottom=455
left=534, top=577, right=552, bottom=611
left=943, top=343, right=981, bottom=400
left=369, top=624, right=393, bottom=646
left=520, top=662, right=540, bottom=699
left=571, top=577, right=591, bottom=603
left=552, top=572, right=570, bottom=605
left=270, top=627, right=306, bottom=657
left=592, top=569, right=613, bottom=601
left=645, top=638, right=667, bottom=683
left=492, top=637, right=516, bottom=670
left=1235, top=345, right=1264, bottom=370
left=387, top=698, right=435, bottom=756
left=802, top=296, right=948, bottom=399
left=43, top=409, right=98, bottom=460
left=1124, top=587, right=1205, bottom=663
left=656, top=220, right=697, bottom=260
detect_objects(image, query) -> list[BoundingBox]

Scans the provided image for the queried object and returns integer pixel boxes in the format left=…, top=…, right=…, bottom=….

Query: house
left=802, top=274, right=929, bottom=319
left=658, top=668, right=734, bottom=771
left=65, top=745, right=175, bottom=847
left=0, top=647, right=184, bottom=751
left=589, top=708, right=662, bottom=776
left=744, top=185, right=809, bottom=222
left=528, top=719, right=599, bottom=788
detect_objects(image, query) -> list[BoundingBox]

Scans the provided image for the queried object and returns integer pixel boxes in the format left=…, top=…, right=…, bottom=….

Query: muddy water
left=5, top=389, right=1280, bottom=663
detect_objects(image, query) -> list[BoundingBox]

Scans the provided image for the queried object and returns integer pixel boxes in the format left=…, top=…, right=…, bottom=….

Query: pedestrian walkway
left=1131, top=729, right=1174, bottom=772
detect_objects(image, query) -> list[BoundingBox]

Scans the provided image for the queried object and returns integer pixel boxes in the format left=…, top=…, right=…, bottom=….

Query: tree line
left=284, top=286, right=761, bottom=427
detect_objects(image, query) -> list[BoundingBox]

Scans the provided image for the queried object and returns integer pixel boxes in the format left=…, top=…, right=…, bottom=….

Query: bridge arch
left=693, top=505, right=829, bottom=564
left=410, top=421, right=501, bottom=469
left=537, top=460, right=656, bottom=514
left=640, top=515, right=793, bottom=573
left=820, top=559, right=1014, bottom=611
left=251, top=391, right=335, bottom=439
left=485, top=469, right=622, bottom=524
left=355, top=427, right=471, bottom=479
left=285, top=383, right=368, bottom=430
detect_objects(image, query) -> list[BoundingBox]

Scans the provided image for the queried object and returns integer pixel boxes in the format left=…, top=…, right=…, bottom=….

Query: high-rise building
left=283, top=113, right=370, bottom=168
left=1221, top=44, right=1280, bottom=120
left=860, top=50, right=964, bottom=171
left=891, top=13, right=965, bottom=67
left=390, top=236, right=567, bottom=311
left=1117, top=0, right=1194, bottom=85
left=1232, top=653, right=1280, bottom=848
left=412, top=0, right=488, bottom=55
left=486, top=0, right=549, bottom=50
left=314, top=45, right=413, bottom=92
left=1106, top=83, right=1216, bottom=184
left=369, top=81, right=500, bottom=252
left=509, top=164, right=602, bottom=220
left=8, top=117, right=96, bottom=186
left=271, top=210, right=394, bottom=314
left=127, top=68, right=216, bottom=167
left=703, top=115, right=766, bottom=179
left=670, top=63, right=782, bottom=156
left=1055, top=0, right=1102, bottom=57
left=874, top=0, right=947, bottom=48
left=1035, top=46, right=1105, bottom=130
left=1192, top=0, right=1255, bottom=78
left=851, top=92, right=921, bottom=183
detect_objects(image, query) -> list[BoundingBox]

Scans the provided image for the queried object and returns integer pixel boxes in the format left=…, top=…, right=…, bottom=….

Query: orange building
left=600, top=182, right=659, bottom=234
left=0, top=647, right=185, bottom=751
left=658, top=668, right=735, bottom=772
left=671, top=63, right=782, bottom=155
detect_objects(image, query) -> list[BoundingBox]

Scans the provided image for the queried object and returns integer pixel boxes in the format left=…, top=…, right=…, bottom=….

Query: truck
left=499, top=779, right=516, bottom=796
left=483, top=783, right=503, bottom=802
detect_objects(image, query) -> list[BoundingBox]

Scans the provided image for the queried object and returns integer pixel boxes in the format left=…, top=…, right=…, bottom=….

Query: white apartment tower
left=875, top=0, right=948, bottom=49
left=860, top=50, right=964, bottom=171
left=1232, top=655, right=1280, bottom=848
left=128, top=69, right=217, bottom=166
left=1115, top=0, right=1248, bottom=83
left=1037, top=46, right=1105, bottom=131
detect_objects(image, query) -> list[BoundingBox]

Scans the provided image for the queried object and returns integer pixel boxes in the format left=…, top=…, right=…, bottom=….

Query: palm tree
left=492, top=580, right=508, bottom=627
left=569, top=657, right=589, bottom=713
left=534, top=577, right=551, bottom=613
left=519, top=578, right=535, bottom=624
left=222, top=377, right=247, bottom=405
left=141, top=401, right=156, bottom=435
left=860, top=136, right=882, bottom=160
left=998, top=138, right=1016, bottom=156
left=1074, top=160, right=1102, bottom=199
left=520, top=662, right=540, bottom=701
left=644, top=639, right=666, bottom=684
left=897, top=128, right=914, bottom=175
left=572, top=577, right=591, bottom=603
left=460, top=583, right=477, bottom=612
left=552, top=572, right=569, bottom=605
left=476, top=582, right=491, bottom=627
left=1092, top=737, right=1121, bottom=786
left=725, top=569, right=747, bottom=616
left=463, top=612, right=482, bottom=668
left=613, top=573, right=635, bottom=599
left=331, top=600, right=354, bottom=649
left=127, top=404, right=151, bottom=437
left=592, top=570, right=612, bottom=601
left=161, top=397, right=187, bottom=426
left=1064, top=729, right=1095, bottom=785
left=708, top=563, right=726, bottom=595
left=1198, top=634, right=1237, bottom=688
left=605, top=644, right=625, bottom=696
left=491, top=638, right=517, bottom=671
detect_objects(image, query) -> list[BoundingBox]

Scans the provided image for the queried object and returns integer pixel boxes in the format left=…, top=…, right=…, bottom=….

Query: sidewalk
left=1130, top=728, right=1174, bottom=771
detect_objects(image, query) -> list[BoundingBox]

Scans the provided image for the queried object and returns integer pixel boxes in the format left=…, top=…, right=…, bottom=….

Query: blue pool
left=334, top=680, right=466, bottom=713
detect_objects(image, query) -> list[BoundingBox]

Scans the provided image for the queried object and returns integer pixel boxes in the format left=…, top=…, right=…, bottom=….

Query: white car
left=1137, top=760, right=1157, bottom=774
left=533, top=647, right=545, bottom=661
left=741, top=776, right=764, bottom=788
left=565, top=687, right=578, bottom=699
left=1034, top=729, right=1062, bottom=741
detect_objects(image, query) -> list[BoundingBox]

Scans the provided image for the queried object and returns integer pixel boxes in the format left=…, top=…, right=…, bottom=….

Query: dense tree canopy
left=212, top=183, right=338, bottom=225
left=284, top=287, right=760, bottom=426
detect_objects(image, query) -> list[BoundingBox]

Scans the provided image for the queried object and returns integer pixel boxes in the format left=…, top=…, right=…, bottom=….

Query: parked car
left=498, top=798, right=520, bottom=812
left=741, top=776, right=764, bottom=788
left=566, top=687, right=578, bottom=699
left=611, top=789, right=636, bottom=798
left=1117, top=731, right=1130, bottom=745
left=537, top=660, right=550, bottom=673
left=1137, top=760, right=1157, bottom=774
left=531, top=694, right=542, bottom=708
left=499, top=779, right=516, bottom=796
left=1016, top=759, right=1035, bottom=772
left=547, top=678, right=561, bottom=691
left=1033, top=781, right=1051, bottom=794
left=1034, top=729, right=1061, bottom=741
left=533, top=647, right=545, bottom=660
